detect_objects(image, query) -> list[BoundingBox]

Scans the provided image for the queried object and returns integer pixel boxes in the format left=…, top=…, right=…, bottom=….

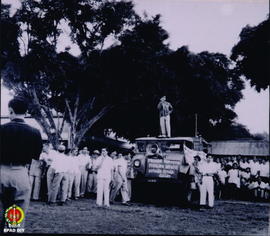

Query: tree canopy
left=1, top=0, right=253, bottom=148
left=231, top=16, right=270, bottom=92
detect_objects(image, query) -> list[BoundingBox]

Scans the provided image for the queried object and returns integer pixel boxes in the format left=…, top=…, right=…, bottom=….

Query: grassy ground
left=24, top=198, right=269, bottom=235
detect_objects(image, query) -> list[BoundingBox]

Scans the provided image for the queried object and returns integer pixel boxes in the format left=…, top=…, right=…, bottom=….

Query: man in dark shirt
left=157, top=96, right=173, bottom=137
left=0, top=98, right=43, bottom=233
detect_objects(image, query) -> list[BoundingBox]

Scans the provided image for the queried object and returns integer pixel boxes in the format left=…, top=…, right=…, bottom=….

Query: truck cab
left=132, top=136, right=209, bottom=184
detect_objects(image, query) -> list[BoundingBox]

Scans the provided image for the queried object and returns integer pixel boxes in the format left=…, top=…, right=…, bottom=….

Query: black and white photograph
left=1, top=0, right=269, bottom=235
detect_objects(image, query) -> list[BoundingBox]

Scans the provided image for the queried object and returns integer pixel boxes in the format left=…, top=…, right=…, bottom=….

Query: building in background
left=210, top=140, right=269, bottom=158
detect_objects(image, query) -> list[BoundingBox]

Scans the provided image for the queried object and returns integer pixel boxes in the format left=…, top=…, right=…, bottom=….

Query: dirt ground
left=24, top=197, right=269, bottom=235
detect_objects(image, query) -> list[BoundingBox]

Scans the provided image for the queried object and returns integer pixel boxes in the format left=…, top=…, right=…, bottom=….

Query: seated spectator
left=227, top=163, right=240, bottom=199
left=259, top=159, right=269, bottom=183
left=264, top=180, right=269, bottom=200
left=224, top=157, right=233, bottom=172
left=239, top=167, right=251, bottom=200
left=240, top=167, right=251, bottom=187
left=248, top=177, right=267, bottom=201
left=250, top=156, right=260, bottom=178
left=239, top=157, right=249, bottom=171
left=216, top=164, right=227, bottom=199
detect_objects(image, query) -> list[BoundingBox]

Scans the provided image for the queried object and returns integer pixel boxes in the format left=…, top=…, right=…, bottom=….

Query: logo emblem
left=5, top=205, right=25, bottom=226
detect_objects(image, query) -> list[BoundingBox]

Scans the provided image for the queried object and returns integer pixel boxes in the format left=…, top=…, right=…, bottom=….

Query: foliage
left=231, top=16, right=270, bottom=92
left=1, top=0, right=252, bottom=147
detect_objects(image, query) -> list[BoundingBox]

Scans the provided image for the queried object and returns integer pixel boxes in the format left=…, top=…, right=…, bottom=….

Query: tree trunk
left=74, top=105, right=114, bottom=147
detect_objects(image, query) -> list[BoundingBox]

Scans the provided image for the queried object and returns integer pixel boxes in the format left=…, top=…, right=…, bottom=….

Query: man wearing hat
left=86, top=150, right=100, bottom=197
left=157, top=96, right=173, bottom=137
left=47, top=144, right=69, bottom=205
left=77, top=147, right=91, bottom=198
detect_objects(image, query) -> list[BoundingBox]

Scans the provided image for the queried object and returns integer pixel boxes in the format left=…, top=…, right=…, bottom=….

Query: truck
left=131, top=136, right=210, bottom=204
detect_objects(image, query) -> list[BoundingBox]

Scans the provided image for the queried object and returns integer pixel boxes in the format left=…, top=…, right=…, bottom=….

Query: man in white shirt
left=259, top=159, right=269, bottom=182
left=29, top=144, right=47, bottom=201
left=46, top=145, right=59, bottom=201
left=198, top=154, right=219, bottom=209
left=239, top=157, right=249, bottom=170
left=47, top=145, right=69, bottom=205
left=126, top=153, right=134, bottom=201
left=67, top=149, right=81, bottom=200
left=77, top=147, right=91, bottom=198
left=227, top=163, right=240, bottom=199
left=249, top=177, right=267, bottom=199
left=217, top=164, right=227, bottom=199
left=96, top=148, right=114, bottom=207
left=250, top=157, right=260, bottom=177
left=110, top=153, right=130, bottom=205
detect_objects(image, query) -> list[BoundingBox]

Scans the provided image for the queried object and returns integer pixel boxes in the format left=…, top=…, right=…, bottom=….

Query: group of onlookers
left=27, top=143, right=134, bottom=207
left=29, top=143, right=269, bottom=209
left=187, top=154, right=269, bottom=208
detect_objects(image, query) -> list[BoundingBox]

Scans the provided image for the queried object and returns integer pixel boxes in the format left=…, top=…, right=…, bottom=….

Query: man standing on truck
left=157, top=96, right=173, bottom=137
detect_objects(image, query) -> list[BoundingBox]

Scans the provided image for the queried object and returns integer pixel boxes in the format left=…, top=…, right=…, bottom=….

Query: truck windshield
left=136, top=140, right=193, bottom=153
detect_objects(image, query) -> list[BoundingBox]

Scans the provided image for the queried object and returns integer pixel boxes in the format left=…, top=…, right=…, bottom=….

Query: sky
left=1, top=0, right=269, bottom=134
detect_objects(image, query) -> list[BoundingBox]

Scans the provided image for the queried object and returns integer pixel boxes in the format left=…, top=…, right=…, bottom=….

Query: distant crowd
left=28, top=143, right=134, bottom=207
left=188, top=155, right=269, bottom=205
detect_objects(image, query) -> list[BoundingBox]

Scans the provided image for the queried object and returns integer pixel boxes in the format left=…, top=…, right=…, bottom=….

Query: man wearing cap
left=78, top=147, right=91, bottom=198
left=67, top=148, right=81, bottom=200
left=0, top=98, right=43, bottom=232
left=47, top=145, right=69, bottom=205
left=66, top=148, right=81, bottom=200
left=29, top=146, right=46, bottom=201
left=86, top=150, right=100, bottom=197
left=198, top=154, right=219, bottom=209
left=46, top=144, right=59, bottom=201
left=157, top=96, right=173, bottom=137
left=110, top=153, right=130, bottom=205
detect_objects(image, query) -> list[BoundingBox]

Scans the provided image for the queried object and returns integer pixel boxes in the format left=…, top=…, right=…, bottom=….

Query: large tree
left=1, top=1, right=250, bottom=147
left=90, top=34, right=246, bottom=141
left=1, top=0, right=138, bottom=149
left=231, top=16, right=270, bottom=92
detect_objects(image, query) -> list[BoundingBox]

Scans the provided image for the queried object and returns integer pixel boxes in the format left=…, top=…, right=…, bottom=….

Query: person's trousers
left=80, top=168, right=88, bottom=196
left=87, top=173, right=97, bottom=193
left=0, top=165, right=31, bottom=232
left=200, top=176, right=214, bottom=207
left=110, top=175, right=129, bottom=203
left=67, top=173, right=75, bottom=199
left=73, top=172, right=81, bottom=198
left=127, top=179, right=132, bottom=201
left=48, top=172, right=69, bottom=203
left=160, top=115, right=171, bottom=137
left=96, top=178, right=110, bottom=206
left=46, top=167, right=55, bottom=198
left=29, top=175, right=41, bottom=200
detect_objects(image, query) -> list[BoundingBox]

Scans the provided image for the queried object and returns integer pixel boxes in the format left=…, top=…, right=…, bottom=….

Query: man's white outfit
left=110, top=157, right=130, bottom=203
left=96, top=155, right=113, bottom=207
left=77, top=153, right=90, bottom=196
left=198, top=161, right=219, bottom=207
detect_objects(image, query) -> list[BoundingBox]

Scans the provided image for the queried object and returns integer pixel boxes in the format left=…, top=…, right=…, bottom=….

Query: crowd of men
left=187, top=154, right=270, bottom=209
left=28, top=143, right=134, bottom=207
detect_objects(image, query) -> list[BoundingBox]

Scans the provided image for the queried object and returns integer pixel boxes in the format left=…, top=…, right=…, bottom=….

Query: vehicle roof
left=135, top=137, right=195, bottom=142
